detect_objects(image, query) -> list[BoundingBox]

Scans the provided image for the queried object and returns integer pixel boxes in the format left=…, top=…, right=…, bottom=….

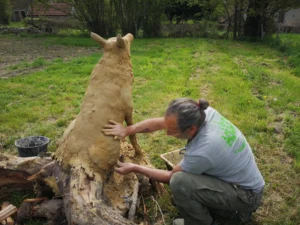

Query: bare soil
left=0, top=37, right=98, bottom=78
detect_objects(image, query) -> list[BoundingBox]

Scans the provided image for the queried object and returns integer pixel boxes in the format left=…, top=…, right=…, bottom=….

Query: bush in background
left=0, top=0, right=11, bottom=25
left=161, top=21, right=227, bottom=38
left=23, top=17, right=79, bottom=34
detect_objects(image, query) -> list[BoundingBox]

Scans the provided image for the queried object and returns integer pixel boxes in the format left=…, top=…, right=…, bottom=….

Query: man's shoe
left=172, top=218, right=218, bottom=225
left=173, top=218, right=184, bottom=225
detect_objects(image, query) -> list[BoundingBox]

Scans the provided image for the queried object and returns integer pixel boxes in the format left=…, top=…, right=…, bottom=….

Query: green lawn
left=0, top=33, right=299, bottom=225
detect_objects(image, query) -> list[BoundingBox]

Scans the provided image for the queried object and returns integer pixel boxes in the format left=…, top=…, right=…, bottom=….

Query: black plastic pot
left=15, top=136, right=50, bottom=157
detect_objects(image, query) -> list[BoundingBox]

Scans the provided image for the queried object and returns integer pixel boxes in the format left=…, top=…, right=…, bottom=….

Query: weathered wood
left=17, top=199, right=66, bottom=225
left=0, top=203, right=17, bottom=223
left=0, top=154, right=52, bottom=201
left=0, top=154, right=52, bottom=175
left=0, top=150, right=145, bottom=224
left=128, top=181, right=139, bottom=221
left=1, top=202, right=15, bottom=225
left=0, top=168, right=33, bottom=200
left=23, top=197, right=48, bottom=203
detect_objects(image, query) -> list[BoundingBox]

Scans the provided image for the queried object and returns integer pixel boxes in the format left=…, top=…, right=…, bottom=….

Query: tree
left=113, top=0, right=141, bottom=36
left=165, top=0, right=207, bottom=24
left=60, top=0, right=167, bottom=37
left=243, top=0, right=300, bottom=38
left=140, top=0, right=166, bottom=37
left=60, top=0, right=118, bottom=36
left=186, top=0, right=300, bottom=39
left=113, top=0, right=167, bottom=37
left=0, top=0, right=11, bottom=25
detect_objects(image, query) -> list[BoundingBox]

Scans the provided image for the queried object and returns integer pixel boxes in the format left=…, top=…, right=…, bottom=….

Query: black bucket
left=15, top=136, right=50, bottom=157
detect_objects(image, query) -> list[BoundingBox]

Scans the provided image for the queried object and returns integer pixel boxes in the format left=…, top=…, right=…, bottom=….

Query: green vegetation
left=0, top=33, right=299, bottom=224
left=0, top=0, right=11, bottom=25
left=264, top=34, right=300, bottom=77
left=0, top=53, right=99, bottom=154
left=6, top=21, right=25, bottom=28
left=44, top=36, right=97, bottom=47
left=9, top=58, right=48, bottom=70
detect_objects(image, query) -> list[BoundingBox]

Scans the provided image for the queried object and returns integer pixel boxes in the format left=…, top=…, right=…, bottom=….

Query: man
left=102, top=98, right=265, bottom=225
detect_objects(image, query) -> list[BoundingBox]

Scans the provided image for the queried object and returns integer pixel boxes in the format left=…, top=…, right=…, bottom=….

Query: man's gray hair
left=165, top=98, right=209, bottom=132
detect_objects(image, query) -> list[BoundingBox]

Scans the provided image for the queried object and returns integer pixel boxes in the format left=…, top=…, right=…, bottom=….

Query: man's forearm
left=126, top=118, right=165, bottom=136
left=133, top=164, right=172, bottom=184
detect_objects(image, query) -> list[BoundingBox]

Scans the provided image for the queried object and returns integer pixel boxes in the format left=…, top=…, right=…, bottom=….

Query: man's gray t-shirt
left=180, top=107, right=265, bottom=192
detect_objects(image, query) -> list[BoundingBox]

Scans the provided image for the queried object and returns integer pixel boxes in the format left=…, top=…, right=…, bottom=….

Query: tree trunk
left=244, top=0, right=270, bottom=39
left=233, top=1, right=238, bottom=39
left=244, top=15, right=261, bottom=38
left=237, top=0, right=244, bottom=38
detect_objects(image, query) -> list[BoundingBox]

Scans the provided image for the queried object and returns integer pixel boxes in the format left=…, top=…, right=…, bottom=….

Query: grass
left=3, top=21, right=25, bottom=28
left=0, top=33, right=300, bottom=224
left=8, top=57, right=48, bottom=70
left=264, top=33, right=300, bottom=77
left=43, top=35, right=97, bottom=47
left=0, top=54, right=100, bottom=154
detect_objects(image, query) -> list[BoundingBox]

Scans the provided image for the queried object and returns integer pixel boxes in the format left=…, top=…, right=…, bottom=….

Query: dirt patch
left=0, top=37, right=99, bottom=78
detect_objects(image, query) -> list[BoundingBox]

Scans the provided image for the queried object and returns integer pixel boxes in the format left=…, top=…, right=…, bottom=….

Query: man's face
left=164, top=114, right=193, bottom=139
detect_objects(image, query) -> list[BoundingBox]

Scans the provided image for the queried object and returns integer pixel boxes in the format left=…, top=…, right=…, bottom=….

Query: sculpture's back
left=55, top=33, right=141, bottom=178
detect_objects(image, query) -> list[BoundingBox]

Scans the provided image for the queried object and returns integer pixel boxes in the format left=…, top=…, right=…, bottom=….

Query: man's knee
left=170, top=171, right=185, bottom=193
left=170, top=172, right=227, bottom=197
left=170, top=171, right=198, bottom=195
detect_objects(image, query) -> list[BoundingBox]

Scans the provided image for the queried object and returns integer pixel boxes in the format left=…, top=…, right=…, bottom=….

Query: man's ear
left=188, top=125, right=198, bottom=137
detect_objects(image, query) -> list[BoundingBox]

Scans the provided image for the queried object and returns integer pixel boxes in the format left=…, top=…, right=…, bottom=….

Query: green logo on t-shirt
left=214, top=116, right=237, bottom=147
left=234, top=139, right=246, bottom=154
left=214, top=116, right=246, bottom=154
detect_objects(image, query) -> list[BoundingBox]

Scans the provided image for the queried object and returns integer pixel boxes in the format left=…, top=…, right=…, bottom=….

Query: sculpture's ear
left=123, top=33, right=134, bottom=43
left=91, top=32, right=107, bottom=47
left=116, top=34, right=125, bottom=48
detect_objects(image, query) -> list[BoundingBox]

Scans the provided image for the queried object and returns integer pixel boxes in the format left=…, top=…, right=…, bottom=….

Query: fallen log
left=0, top=154, right=52, bottom=201
left=17, top=198, right=66, bottom=225
left=0, top=143, right=161, bottom=224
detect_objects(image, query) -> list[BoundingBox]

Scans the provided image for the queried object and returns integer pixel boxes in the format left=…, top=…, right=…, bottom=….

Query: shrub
left=160, top=21, right=227, bottom=38
left=23, top=17, right=79, bottom=33
left=0, top=0, right=11, bottom=25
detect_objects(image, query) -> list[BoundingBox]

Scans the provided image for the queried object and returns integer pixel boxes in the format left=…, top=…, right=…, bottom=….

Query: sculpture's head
left=91, top=32, right=134, bottom=57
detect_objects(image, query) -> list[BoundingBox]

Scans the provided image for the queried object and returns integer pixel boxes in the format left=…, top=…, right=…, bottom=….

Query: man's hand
left=115, top=161, right=136, bottom=175
left=102, top=120, right=127, bottom=140
left=115, top=160, right=176, bottom=183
